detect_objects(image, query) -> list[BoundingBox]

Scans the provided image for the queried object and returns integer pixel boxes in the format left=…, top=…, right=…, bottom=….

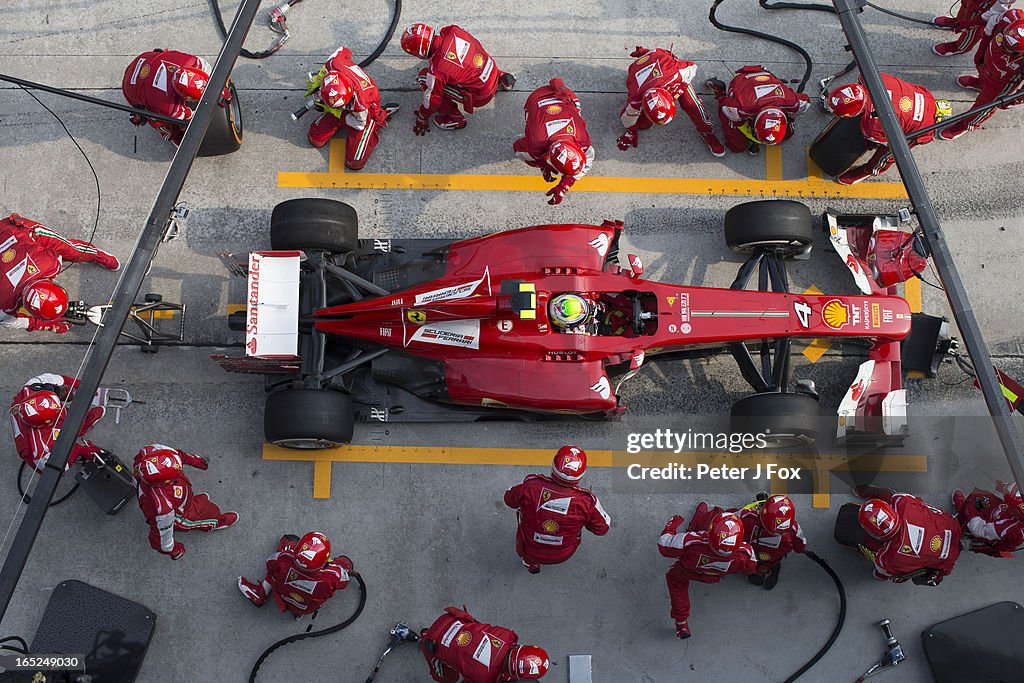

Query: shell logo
left=822, top=299, right=850, bottom=330
left=140, top=64, right=150, bottom=79
left=754, top=75, right=771, bottom=82
left=456, top=631, right=472, bottom=646
left=546, top=104, right=562, bottom=115
left=898, top=96, right=913, bottom=113
left=542, top=519, right=559, bottom=533
left=473, top=54, right=484, bottom=68
left=929, top=536, right=942, bottom=552
left=1, top=249, right=14, bottom=263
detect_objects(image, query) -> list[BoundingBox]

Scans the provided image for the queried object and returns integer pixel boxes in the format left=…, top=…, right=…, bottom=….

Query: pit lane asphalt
left=1, top=1, right=1023, bottom=681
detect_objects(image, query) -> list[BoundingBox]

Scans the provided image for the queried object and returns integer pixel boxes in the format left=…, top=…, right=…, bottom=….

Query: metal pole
left=832, top=0, right=1024, bottom=487
left=0, top=0, right=263, bottom=621
left=0, top=72, right=193, bottom=126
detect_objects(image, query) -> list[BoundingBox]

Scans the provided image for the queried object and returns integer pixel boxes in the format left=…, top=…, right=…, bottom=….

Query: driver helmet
left=548, top=293, right=593, bottom=328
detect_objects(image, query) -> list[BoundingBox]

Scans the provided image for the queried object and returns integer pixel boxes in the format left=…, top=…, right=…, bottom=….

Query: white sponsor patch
left=0, top=235, right=17, bottom=253
left=410, top=320, right=481, bottom=349
left=414, top=268, right=490, bottom=305
left=479, top=57, right=494, bottom=83
left=153, top=64, right=169, bottom=93
left=533, top=532, right=564, bottom=545
left=453, top=36, right=471, bottom=64
left=697, top=556, right=733, bottom=573
left=4, top=257, right=29, bottom=288
left=129, top=58, right=146, bottom=86
left=591, top=376, right=611, bottom=400
left=536, top=97, right=562, bottom=108
left=346, top=63, right=371, bottom=85
left=588, top=233, right=609, bottom=256
left=756, top=534, right=783, bottom=549
left=543, top=117, right=573, bottom=138
left=634, top=63, right=657, bottom=88
left=286, top=577, right=319, bottom=595
left=939, top=529, right=952, bottom=560
left=906, top=523, right=925, bottom=555
left=753, top=83, right=780, bottom=99
left=441, top=621, right=464, bottom=648
left=538, top=493, right=571, bottom=515
left=913, top=92, right=926, bottom=122
left=472, top=635, right=492, bottom=665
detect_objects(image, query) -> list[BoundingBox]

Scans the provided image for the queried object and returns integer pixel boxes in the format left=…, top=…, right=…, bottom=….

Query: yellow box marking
left=806, top=149, right=827, bottom=183
left=799, top=285, right=832, bottom=363
left=904, top=277, right=922, bottom=313
left=278, top=143, right=909, bottom=199
left=765, top=144, right=784, bottom=181
left=264, top=444, right=926, bottom=508
left=227, top=304, right=246, bottom=315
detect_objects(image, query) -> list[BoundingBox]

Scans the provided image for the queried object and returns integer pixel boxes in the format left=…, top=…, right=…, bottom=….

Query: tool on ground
left=365, top=622, right=417, bottom=683
left=857, top=619, right=906, bottom=681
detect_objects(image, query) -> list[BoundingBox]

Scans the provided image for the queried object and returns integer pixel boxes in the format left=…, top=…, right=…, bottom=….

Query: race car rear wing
left=243, top=251, right=301, bottom=358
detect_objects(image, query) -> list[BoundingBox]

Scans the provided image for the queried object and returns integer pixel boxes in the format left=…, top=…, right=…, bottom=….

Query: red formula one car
left=215, top=198, right=930, bottom=449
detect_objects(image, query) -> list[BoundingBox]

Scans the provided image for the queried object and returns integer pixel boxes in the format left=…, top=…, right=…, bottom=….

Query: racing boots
left=675, top=620, right=691, bottom=640
left=704, top=78, right=727, bottom=96
left=701, top=131, right=726, bottom=158
left=238, top=577, right=269, bottom=607
left=932, top=16, right=957, bottom=28
left=215, top=511, right=239, bottom=529
left=383, top=103, right=401, bottom=124
left=951, top=489, right=967, bottom=519
left=433, top=113, right=467, bottom=131
left=94, top=249, right=121, bottom=271
left=837, top=167, right=872, bottom=186
left=522, top=559, right=541, bottom=574
left=956, top=75, right=981, bottom=92
left=498, top=71, right=517, bottom=91
left=932, top=41, right=967, bottom=57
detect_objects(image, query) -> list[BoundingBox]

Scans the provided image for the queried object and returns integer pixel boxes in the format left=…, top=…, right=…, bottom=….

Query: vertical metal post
left=832, top=0, right=1024, bottom=486
left=0, top=0, right=264, bottom=620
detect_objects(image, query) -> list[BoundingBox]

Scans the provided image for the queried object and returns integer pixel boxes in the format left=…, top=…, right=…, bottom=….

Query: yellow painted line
left=904, top=277, right=922, bottom=313
left=264, top=444, right=927, bottom=508
left=278, top=142, right=909, bottom=199
left=227, top=304, right=245, bottom=315
left=765, top=144, right=784, bottom=181
left=143, top=310, right=174, bottom=319
left=313, top=460, right=332, bottom=499
left=806, top=149, right=828, bottom=183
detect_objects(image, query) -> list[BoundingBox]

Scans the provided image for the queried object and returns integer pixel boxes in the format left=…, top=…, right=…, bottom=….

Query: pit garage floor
left=1, top=1, right=1023, bottom=681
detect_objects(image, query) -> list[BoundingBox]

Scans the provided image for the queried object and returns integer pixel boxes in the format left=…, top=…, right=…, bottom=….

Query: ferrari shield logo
left=407, top=310, right=427, bottom=324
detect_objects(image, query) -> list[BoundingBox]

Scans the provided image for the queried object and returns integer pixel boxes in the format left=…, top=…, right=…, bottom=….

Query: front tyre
left=730, top=391, right=820, bottom=449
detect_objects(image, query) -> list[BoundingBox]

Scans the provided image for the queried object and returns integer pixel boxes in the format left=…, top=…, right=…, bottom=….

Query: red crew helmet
left=551, top=445, right=587, bottom=484
left=547, top=140, right=585, bottom=177
left=759, top=495, right=796, bottom=534
left=135, top=445, right=184, bottom=484
left=641, top=87, right=676, bottom=125
left=506, top=645, right=550, bottom=680
left=401, top=23, right=436, bottom=59
left=294, top=531, right=331, bottom=571
left=172, top=66, right=209, bottom=100
left=826, top=83, right=868, bottom=118
left=858, top=499, right=900, bottom=540
left=708, top=511, right=744, bottom=556
left=753, top=107, right=787, bottom=145
left=23, top=280, right=68, bottom=320
left=14, top=390, right=62, bottom=427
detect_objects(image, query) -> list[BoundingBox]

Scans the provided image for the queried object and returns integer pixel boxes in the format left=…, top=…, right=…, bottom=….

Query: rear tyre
left=809, top=116, right=868, bottom=177
left=730, top=391, right=820, bottom=448
left=264, top=388, right=354, bottom=449
left=724, top=200, right=814, bottom=258
left=197, top=80, right=243, bottom=157
left=270, top=198, right=359, bottom=253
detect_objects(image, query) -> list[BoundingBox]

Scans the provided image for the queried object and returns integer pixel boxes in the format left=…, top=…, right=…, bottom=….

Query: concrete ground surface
left=1, top=1, right=1022, bottom=681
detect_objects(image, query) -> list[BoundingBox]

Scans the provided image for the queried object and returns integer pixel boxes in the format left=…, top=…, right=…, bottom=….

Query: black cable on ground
left=15, top=85, right=101, bottom=262
left=710, top=0, right=814, bottom=92
left=16, top=462, right=79, bottom=507
left=865, top=1, right=943, bottom=27
left=783, top=551, right=847, bottom=683
left=248, top=572, right=367, bottom=683
left=210, top=0, right=401, bottom=66
left=0, top=636, right=28, bottom=653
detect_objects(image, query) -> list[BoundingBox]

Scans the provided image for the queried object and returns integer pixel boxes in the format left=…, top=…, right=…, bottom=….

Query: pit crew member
left=304, top=47, right=399, bottom=168
left=940, top=9, right=1024, bottom=140
left=133, top=444, right=238, bottom=560
left=616, top=45, right=725, bottom=157
left=825, top=75, right=951, bottom=185
left=932, top=0, right=1006, bottom=56
left=401, top=23, right=516, bottom=133
left=658, top=503, right=757, bottom=639
left=122, top=49, right=216, bottom=145
left=737, top=494, right=807, bottom=590
left=512, top=78, right=594, bottom=205
left=504, top=445, right=610, bottom=573
left=0, top=213, right=119, bottom=333
left=9, top=373, right=106, bottom=473
left=238, top=531, right=354, bottom=617
left=952, top=480, right=1024, bottom=557
left=419, top=606, right=549, bottom=682
left=855, top=485, right=961, bottom=584
left=706, top=65, right=811, bottom=154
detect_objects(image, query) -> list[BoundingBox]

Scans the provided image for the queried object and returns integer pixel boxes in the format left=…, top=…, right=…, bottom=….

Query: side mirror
left=627, top=253, right=644, bottom=279
left=629, top=350, right=645, bottom=371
